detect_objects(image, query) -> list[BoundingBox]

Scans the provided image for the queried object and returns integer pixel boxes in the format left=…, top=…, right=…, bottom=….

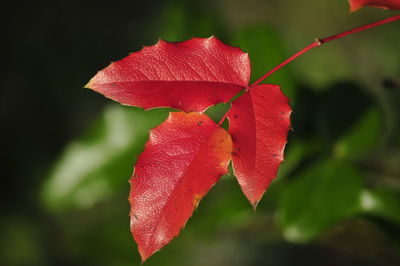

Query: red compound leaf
left=86, top=37, right=293, bottom=262
left=85, top=37, right=249, bottom=112
left=227, top=84, right=291, bottom=207
left=129, top=112, right=232, bottom=262
left=349, top=0, right=400, bottom=11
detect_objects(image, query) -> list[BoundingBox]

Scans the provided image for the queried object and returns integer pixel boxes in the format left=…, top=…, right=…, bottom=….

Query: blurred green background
left=1, top=0, right=400, bottom=265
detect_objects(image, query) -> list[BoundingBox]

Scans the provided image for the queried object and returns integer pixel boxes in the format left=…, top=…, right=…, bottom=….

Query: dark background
left=1, top=0, right=400, bottom=265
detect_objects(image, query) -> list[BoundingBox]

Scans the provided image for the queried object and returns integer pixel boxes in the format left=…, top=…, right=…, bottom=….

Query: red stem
left=251, top=15, right=400, bottom=87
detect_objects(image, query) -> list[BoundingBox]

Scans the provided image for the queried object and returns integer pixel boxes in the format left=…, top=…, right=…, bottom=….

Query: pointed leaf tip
left=84, top=78, right=94, bottom=90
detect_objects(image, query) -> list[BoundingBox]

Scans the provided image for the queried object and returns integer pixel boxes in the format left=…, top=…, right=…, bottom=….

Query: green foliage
left=278, top=159, right=364, bottom=242
left=334, top=107, right=383, bottom=159
left=360, top=188, right=400, bottom=223
left=42, top=105, right=169, bottom=210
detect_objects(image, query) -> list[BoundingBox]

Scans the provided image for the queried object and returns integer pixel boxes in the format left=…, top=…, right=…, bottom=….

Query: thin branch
left=251, top=15, right=400, bottom=87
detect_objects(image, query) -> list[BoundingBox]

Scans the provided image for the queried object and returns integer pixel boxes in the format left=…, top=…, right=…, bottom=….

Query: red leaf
left=227, top=84, right=291, bottom=207
left=349, top=0, right=400, bottom=11
left=129, top=112, right=232, bottom=261
left=86, top=37, right=249, bottom=112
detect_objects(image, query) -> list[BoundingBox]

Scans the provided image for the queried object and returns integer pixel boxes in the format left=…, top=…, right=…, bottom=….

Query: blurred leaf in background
left=42, top=105, right=169, bottom=210
left=334, top=107, right=383, bottom=160
left=278, top=158, right=364, bottom=242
